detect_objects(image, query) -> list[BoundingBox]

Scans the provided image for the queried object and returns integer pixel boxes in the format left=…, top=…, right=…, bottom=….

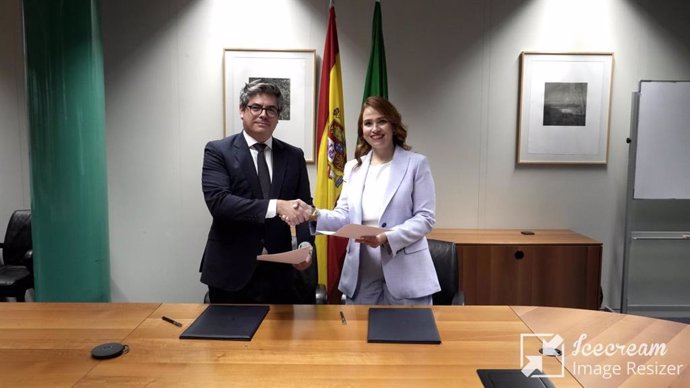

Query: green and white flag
left=362, top=0, right=387, bottom=101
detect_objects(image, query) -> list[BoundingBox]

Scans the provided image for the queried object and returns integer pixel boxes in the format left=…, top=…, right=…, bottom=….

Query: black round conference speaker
left=91, top=342, right=128, bottom=360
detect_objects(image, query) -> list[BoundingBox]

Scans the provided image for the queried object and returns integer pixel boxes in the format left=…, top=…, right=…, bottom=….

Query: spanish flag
left=315, top=2, right=348, bottom=301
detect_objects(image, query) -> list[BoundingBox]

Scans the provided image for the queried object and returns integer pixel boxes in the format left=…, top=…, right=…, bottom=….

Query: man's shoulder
left=206, top=133, right=242, bottom=149
left=272, top=137, right=304, bottom=156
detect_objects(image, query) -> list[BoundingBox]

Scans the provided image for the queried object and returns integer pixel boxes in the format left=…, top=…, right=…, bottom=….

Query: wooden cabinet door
left=459, top=245, right=601, bottom=309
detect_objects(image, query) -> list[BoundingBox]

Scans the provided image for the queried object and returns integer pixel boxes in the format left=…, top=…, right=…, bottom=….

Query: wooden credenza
left=428, top=229, right=602, bottom=309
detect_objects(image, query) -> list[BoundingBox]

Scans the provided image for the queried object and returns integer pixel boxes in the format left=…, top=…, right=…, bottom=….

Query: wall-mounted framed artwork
left=517, top=52, right=614, bottom=164
left=223, top=49, right=316, bottom=162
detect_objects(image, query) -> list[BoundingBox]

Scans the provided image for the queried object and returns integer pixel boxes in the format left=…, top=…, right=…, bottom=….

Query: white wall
left=2, top=0, right=689, bottom=307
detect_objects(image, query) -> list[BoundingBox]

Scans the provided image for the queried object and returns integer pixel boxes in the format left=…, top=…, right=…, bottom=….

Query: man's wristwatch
left=310, top=207, right=320, bottom=222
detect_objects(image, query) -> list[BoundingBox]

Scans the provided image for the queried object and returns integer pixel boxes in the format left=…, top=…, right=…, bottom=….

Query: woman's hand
left=356, top=232, right=388, bottom=248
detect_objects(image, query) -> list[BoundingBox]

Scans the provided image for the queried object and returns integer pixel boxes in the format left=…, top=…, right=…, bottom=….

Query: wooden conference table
left=0, top=303, right=687, bottom=387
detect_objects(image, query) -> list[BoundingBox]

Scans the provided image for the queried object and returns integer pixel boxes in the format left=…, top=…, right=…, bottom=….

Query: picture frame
left=517, top=52, right=614, bottom=164
left=223, top=49, right=316, bottom=162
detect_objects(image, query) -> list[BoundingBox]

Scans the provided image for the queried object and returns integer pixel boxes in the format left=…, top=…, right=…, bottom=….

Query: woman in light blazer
left=311, top=97, right=440, bottom=305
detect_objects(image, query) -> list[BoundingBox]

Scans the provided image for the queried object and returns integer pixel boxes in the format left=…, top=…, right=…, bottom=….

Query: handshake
left=277, top=199, right=316, bottom=226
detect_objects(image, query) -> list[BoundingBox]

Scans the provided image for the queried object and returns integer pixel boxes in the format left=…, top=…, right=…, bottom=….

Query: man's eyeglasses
left=246, top=104, right=280, bottom=118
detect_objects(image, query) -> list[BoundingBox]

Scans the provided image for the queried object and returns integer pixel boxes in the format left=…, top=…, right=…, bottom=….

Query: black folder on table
left=476, top=370, right=555, bottom=388
left=367, top=307, right=441, bottom=344
left=179, top=305, right=269, bottom=341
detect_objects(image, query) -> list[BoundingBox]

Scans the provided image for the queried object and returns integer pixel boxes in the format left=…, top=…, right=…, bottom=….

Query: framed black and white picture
left=223, top=49, right=316, bottom=162
left=517, top=52, right=613, bottom=164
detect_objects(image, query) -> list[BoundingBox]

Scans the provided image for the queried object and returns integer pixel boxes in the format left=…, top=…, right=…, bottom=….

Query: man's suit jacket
left=316, top=146, right=441, bottom=299
left=200, top=132, right=313, bottom=292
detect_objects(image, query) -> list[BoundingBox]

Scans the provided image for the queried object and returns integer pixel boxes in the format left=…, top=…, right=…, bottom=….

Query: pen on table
left=161, top=316, right=182, bottom=327
left=339, top=311, right=347, bottom=325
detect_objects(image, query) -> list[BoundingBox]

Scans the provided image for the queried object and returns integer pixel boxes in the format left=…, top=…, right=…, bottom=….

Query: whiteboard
left=634, top=81, right=690, bottom=199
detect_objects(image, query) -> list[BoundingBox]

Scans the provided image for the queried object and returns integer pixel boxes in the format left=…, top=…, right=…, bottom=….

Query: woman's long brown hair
left=354, top=96, right=411, bottom=167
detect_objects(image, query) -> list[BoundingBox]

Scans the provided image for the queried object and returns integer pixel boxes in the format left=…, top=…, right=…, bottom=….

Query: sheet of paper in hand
left=257, top=246, right=310, bottom=264
left=317, top=224, right=389, bottom=239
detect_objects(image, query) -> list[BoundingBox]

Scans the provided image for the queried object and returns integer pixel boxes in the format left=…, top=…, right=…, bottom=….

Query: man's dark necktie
left=253, top=143, right=270, bottom=199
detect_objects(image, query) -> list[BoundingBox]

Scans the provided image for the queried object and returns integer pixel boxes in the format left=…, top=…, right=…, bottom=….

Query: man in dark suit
left=200, top=80, right=314, bottom=304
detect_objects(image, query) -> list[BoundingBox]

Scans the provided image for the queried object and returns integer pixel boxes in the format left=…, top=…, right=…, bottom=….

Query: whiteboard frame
left=621, top=80, right=690, bottom=314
